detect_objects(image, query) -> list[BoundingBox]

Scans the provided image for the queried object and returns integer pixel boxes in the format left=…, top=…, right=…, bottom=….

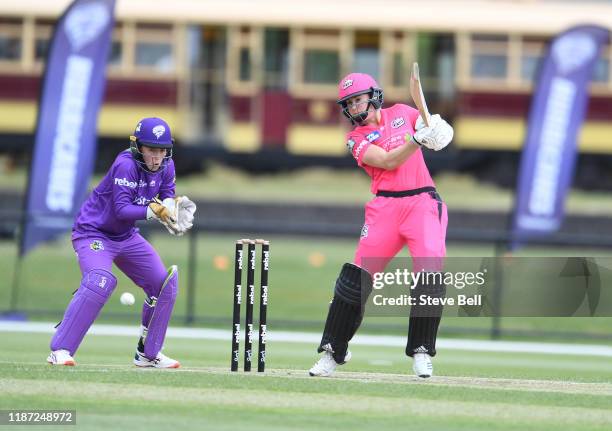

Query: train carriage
left=1, top=0, right=612, bottom=176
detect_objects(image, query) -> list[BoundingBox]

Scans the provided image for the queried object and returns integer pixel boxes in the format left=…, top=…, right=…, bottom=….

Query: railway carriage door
left=261, top=28, right=290, bottom=149
left=194, top=26, right=227, bottom=144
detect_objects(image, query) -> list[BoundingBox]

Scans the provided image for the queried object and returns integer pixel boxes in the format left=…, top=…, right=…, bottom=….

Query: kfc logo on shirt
left=391, top=117, right=405, bottom=128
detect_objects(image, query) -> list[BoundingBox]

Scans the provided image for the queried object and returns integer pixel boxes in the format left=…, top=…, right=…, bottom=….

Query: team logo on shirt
left=360, top=224, right=369, bottom=239
left=366, top=131, right=381, bottom=142
left=149, top=180, right=156, bottom=187
left=90, top=240, right=104, bottom=251
left=391, top=117, right=405, bottom=128
left=152, top=125, right=166, bottom=139
left=346, top=139, right=356, bottom=152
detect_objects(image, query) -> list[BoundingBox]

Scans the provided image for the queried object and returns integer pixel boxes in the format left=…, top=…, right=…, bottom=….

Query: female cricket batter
left=47, top=117, right=196, bottom=368
left=309, top=73, right=453, bottom=378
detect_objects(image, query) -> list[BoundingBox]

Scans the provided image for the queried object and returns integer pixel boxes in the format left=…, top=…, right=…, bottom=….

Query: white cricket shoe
left=47, top=349, right=75, bottom=366
left=413, top=353, right=433, bottom=378
left=134, top=350, right=180, bottom=369
left=309, top=350, right=351, bottom=377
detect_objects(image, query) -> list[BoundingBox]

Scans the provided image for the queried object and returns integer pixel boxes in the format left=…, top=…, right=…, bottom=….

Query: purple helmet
left=131, top=117, right=174, bottom=148
left=129, top=117, right=174, bottom=172
left=337, top=73, right=384, bottom=125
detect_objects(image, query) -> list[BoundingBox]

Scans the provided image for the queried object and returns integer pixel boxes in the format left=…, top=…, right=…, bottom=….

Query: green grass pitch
left=1, top=331, right=612, bottom=430
left=2, top=233, right=612, bottom=429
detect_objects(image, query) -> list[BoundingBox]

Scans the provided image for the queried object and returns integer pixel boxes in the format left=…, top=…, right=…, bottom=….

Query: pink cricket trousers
left=353, top=191, right=448, bottom=274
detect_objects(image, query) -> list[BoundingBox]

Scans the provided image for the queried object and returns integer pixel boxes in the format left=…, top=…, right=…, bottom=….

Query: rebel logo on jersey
left=114, top=177, right=137, bottom=188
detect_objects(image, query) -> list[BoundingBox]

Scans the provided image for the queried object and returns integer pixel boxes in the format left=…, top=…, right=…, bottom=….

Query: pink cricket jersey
left=346, top=104, right=435, bottom=194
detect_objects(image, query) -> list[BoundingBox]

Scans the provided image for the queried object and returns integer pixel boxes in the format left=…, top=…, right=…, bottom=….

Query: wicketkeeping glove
left=174, top=196, right=196, bottom=233
left=147, top=197, right=181, bottom=235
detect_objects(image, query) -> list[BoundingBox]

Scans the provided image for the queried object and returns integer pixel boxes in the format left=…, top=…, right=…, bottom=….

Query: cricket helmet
left=129, top=117, right=174, bottom=172
left=337, top=73, right=384, bottom=125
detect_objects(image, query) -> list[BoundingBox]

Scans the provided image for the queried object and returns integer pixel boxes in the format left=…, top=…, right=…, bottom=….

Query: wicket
left=231, top=238, right=269, bottom=372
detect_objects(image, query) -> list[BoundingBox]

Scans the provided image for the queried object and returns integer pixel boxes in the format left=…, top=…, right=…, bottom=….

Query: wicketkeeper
left=47, top=117, right=196, bottom=368
left=309, top=73, right=453, bottom=378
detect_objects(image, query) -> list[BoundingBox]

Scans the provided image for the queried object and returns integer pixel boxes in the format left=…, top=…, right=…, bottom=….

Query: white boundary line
left=1, top=321, right=611, bottom=357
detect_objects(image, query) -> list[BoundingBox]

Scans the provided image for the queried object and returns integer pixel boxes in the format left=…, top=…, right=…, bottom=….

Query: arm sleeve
left=158, top=159, right=176, bottom=200
left=405, top=105, right=420, bottom=131
left=347, top=132, right=370, bottom=167
left=112, top=164, right=148, bottom=221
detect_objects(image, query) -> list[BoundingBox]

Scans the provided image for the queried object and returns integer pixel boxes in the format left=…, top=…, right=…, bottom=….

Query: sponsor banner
left=21, top=0, right=116, bottom=255
left=511, top=25, right=609, bottom=249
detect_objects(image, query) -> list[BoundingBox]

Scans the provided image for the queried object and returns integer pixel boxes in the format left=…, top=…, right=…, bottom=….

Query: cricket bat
left=410, top=62, right=431, bottom=127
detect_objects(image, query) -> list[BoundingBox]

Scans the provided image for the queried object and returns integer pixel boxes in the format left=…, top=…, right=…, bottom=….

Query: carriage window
left=472, top=54, right=507, bottom=78
left=0, top=19, right=22, bottom=61
left=226, top=26, right=260, bottom=91
left=304, top=49, right=339, bottom=84
left=392, top=52, right=405, bottom=87
left=470, top=34, right=508, bottom=79
left=35, top=38, right=49, bottom=61
left=107, top=25, right=123, bottom=67
left=264, top=28, right=289, bottom=88
left=381, top=31, right=411, bottom=95
left=33, top=20, right=53, bottom=63
left=135, top=24, right=174, bottom=72
left=135, top=42, right=172, bottom=70
left=354, top=31, right=379, bottom=80
left=520, top=37, right=546, bottom=83
left=201, top=26, right=226, bottom=71
left=109, top=40, right=122, bottom=66
left=296, top=28, right=342, bottom=91
left=592, top=56, right=609, bottom=83
left=521, top=54, right=541, bottom=81
left=239, top=47, right=251, bottom=81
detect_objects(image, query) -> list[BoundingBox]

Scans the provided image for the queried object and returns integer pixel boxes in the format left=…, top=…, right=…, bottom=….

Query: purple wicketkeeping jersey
left=73, top=150, right=176, bottom=240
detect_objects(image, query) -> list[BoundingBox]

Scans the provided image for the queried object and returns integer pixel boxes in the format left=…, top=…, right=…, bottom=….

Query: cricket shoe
left=308, top=350, right=351, bottom=377
left=134, top=350, right=180, bottom=369
left=47, top=349, right=76, bottom=366
left=412, top=353, right=433, bottom=378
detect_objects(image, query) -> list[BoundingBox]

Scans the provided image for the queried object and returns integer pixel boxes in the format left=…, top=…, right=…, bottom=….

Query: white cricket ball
left=120, top=292, right=135, bottom=306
